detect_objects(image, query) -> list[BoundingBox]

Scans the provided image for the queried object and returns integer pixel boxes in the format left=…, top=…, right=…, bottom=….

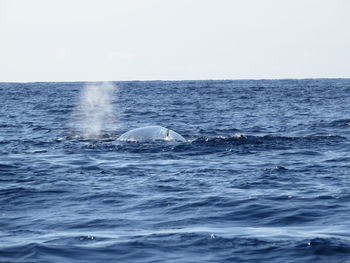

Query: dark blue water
left=1, top=79, right=350, bottom=262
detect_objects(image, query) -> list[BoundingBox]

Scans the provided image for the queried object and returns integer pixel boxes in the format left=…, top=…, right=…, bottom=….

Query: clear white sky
left=0, top=0, right=349, bottom=82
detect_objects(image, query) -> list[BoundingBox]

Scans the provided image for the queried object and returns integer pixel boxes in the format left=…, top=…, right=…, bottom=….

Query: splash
left=73, top=82, right=117, bottom=139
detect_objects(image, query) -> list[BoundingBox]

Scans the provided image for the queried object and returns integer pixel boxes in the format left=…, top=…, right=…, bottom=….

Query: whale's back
left=118, top=125, right=186, bottom=142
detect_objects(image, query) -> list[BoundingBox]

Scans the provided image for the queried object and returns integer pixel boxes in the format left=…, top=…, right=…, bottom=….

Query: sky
left=0, top=0, right=349, bottom=82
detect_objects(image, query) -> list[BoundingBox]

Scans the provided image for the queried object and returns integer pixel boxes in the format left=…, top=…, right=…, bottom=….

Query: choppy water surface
left=1, top=79, right=350, bottom=262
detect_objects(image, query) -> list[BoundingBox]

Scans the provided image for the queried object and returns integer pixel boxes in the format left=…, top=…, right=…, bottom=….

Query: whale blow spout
left=118, top=125, right=186, bottom=142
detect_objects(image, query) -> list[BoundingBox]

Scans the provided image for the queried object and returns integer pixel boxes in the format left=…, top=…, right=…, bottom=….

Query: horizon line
left=1, top=77, right=350, bottom=84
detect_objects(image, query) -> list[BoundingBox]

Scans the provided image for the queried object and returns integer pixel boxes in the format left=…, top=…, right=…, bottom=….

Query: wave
left=1, top=230, right=350, bottom=262
left=193, top=133, right=346, bottom=143
left=54, top=132, right=347, bottom=155
left=317, top=119, right=350, bottom=128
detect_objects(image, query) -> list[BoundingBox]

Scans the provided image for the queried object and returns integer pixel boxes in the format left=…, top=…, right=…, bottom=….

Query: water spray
left=73, top=82, right=117, bottom=139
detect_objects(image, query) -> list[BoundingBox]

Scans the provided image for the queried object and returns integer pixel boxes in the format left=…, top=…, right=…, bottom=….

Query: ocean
left=1, top=79, right=350, bottom=262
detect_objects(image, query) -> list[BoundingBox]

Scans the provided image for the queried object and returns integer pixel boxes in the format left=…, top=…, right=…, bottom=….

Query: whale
left=118, top=125, right=186, bottom=142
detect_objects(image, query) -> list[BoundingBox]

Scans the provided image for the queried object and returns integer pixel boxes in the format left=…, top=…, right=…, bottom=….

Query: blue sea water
left=1, top=79, right=350, bottom=262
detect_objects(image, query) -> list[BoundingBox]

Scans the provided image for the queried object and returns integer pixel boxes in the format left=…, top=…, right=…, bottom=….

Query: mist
left=72, top=82, right=117, bottom=139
